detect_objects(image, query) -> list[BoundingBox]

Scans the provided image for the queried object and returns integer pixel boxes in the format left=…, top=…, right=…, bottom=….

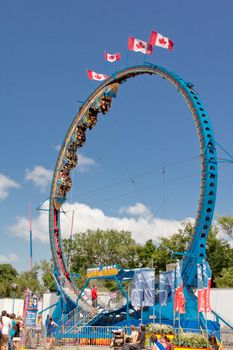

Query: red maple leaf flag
left=87, top=69, right=109, bottom=81
left=149, top=31, right=174, bottom=50
left=105, top=51, right=121, bottom=62
left=197, top=264, right=205, bottom=312
left=174, top=261, right=186, bottom=314
left=128, top=36, right=153, bottom=55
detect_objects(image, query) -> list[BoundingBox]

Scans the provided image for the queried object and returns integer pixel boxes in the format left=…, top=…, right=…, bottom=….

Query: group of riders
left=57, top=95, right=112, bottom=198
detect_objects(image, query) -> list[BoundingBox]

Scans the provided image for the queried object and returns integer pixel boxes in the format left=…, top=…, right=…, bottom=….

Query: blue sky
left=0, top=0, right=233, bottom=271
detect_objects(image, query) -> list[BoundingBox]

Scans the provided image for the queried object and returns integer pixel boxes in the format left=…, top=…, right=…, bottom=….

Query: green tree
left=150, top=220, right=233, bottom=286
left=0, top=264, right=18, bottom=297
left=64, top=229, right=139, bottom=282
left=218, top=216, right=233, bottom=239
left=152, top=221, right=193, bottom=272
left=35, top=260, right=56, bottom=292
left=206, top=224, right=233, bottom=285
left=16, top=267, right=45, bottom=297
left=215, top=267, right=233, bottom=287
left=136, top=239, right=156, bottom=267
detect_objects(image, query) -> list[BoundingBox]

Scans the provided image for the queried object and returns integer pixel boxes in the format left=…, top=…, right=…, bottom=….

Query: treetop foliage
left=1, top=216, right=233, bottom=297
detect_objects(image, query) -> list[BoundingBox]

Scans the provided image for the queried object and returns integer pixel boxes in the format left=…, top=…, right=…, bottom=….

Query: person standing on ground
left=91, top=285, right=98, bottom=309
left=1, top=311, right=11, bottom=350
left=46, top=316, right=57, bottom=350
left=12, top=317, right=21, bottom=350
left=0, top=316, right=3, bottom=350
left=8, top=314, right=16, bottom=350
left=208, top=335, right=219, bottom=350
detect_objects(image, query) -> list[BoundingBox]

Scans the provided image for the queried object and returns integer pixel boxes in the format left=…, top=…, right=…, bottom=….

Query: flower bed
left=173, top=348, right=212, bottom=350
left=145, top=324, right=175, bottom=347
left=146, top=324, right=175, bottom=335
left=172, top=333, right=210, bottom=349
left=145, top=325, right=212, bottom=349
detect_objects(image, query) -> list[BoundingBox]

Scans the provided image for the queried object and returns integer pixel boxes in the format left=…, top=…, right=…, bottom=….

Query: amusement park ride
left=48, top=63, right=220, bottom=332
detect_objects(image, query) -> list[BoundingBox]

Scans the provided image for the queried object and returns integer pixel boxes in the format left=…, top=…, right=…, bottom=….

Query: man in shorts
left=1, top=311, right=11, bottom=350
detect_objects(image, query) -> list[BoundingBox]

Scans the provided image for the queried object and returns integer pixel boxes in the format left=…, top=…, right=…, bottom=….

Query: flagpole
left=125, top=50, right=129, bottom=68
left=203, top=260, right=209, bottom=338
left=143, top=52, right=147, bottom=65
left=29, top=203, right=33, bottom=271
left=173, top=286, right=175, bottom=327
left=104, top=50, right=107, bottom=75
left=153, top=304, right=155, bottom=325
left=159, top=302, right=161, bottom=324
left=141, top=300, right=144, bottom=324
left=178, top=311, right=181, bottom=346
left=174, top=263, right=177, bottom=329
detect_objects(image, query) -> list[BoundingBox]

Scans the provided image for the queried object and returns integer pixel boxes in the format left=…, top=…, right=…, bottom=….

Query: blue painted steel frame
left=49, top=63, right=217, bottom=322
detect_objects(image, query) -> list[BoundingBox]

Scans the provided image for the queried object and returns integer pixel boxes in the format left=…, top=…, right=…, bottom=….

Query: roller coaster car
left=54, top=229, right=59, bottom=236
left=99, top=96, right=112, bottom=114
left=86, top=115, right=98, bottom=130
left=68, top=141, right=78, bottom=152
left=65, top=155, right=78, bottom=168
left=88, top=107, right=98, bottom=117
left=77, top=124, right=88, bottom=132
left=57, top=177, right=72, bottom=196
left=75, top=133, right=86, bottom=147
left=62, top=162, right=75, bottom=171
left=57, top=185, right=66, bottom=197
left=62, top=176, right=72, bottom=188
left=60, top=167, right=70, bottom=179
left=75, top=126, right=86, bottom=146
left=66, top=150, right=78, bottom=163
left=54, top=226, right=59, bottom=233
left=57, top=249, right=62, bottom=257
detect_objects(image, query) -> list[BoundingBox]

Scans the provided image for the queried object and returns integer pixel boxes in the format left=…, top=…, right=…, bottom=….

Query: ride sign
left=86, top=264, right=119, bottom=278
left=25, top=296, right=38, bottom=328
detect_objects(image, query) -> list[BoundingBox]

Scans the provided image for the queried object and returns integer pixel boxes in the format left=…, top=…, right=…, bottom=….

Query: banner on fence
left=131, top=268, right=155, bottom=307
left=159, top=270, right=175, bottom=307
left=174, top=261, right=186, bottom=314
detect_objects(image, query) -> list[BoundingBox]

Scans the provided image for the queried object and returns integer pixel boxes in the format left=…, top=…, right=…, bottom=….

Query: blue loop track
left=49, top=64, right=217, bottom=303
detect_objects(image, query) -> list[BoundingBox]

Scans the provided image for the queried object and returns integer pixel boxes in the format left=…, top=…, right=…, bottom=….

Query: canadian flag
left=174, top=261, right=186, bottom=314
left=128, top=36, right=153, bottom=55
left=203, top=260, right=212, bottom=313
left=105, top=51, right=121, bottom=62
left=149, top=31, right=174, bottom=50
left=87, top=69, right=108, bottom=81
left=197, top=264, right=205, bottom=312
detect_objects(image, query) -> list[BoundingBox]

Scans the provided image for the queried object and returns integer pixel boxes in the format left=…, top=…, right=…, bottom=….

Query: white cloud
left=9, top=209, right=49, bottom=243
left=78, top=154, right=96, bottom=173
left=24, top=154, right=96, bottom=193
left=0, top=174, right=20, bottom=199
left=0, top=253, right=18, bottom=264
left=25, top=166, right=53, bottom=191
left=9, top=201, right=189, bottom=245
left=119, top=203, right=152, bottom=217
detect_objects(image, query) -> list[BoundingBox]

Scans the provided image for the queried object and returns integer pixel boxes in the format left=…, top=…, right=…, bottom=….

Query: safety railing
left=22, top=324, right=233, bottom=348
left=24, top=325, right=46, bottom=349
left=217, top=328, right=233, bottom=348
left=54, top=325, right=130, bottom=346
left=79, top=287, right=127, bottom=312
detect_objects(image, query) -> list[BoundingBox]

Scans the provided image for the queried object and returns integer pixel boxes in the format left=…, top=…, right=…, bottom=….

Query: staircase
left=56, top=306, right=105, bottom=336
left=57, top=273, right=127, bottom=332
